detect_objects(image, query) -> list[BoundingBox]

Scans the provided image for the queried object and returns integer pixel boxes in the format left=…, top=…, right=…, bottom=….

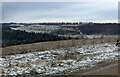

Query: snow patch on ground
left=0, top=43, right=119, bottom=76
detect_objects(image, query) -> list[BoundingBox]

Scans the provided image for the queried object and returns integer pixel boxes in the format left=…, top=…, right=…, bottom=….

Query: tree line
left=2, top=25, right=66, bottom=47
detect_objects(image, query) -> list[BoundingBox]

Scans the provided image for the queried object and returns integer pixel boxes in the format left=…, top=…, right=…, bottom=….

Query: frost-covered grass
left=0, top=43, right=119, bottom=76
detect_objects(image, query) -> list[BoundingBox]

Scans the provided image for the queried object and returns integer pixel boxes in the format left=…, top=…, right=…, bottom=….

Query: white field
left=0, top=43, right=119, bottom=76
left=10, top=25, right=61, bottom=34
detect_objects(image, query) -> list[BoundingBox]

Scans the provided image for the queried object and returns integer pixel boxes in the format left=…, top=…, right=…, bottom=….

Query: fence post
left=41, top=42, right=43, bottom=51
left=83, top=38, right=85, bottom=45
left=93, top=38, right=94, bottom=44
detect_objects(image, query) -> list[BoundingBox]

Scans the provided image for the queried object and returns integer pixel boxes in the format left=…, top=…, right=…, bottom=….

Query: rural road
left=82, top=63, right=119, bottom=75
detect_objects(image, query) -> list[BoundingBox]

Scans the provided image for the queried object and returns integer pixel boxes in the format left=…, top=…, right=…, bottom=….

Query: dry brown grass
left=1, top=38, right=118, bottom=56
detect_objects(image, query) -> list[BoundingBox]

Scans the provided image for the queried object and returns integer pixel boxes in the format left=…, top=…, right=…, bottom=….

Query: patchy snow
left=10, top=25, right=61, bottom=34
left=0, top=43, right=119, bottom=76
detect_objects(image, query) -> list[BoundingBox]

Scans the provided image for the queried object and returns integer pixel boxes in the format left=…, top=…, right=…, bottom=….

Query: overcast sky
left=2, top=1, right=119, bottom=23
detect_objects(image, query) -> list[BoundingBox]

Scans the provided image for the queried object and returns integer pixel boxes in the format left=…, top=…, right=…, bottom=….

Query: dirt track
left=82, top=63, right=119, bottom=75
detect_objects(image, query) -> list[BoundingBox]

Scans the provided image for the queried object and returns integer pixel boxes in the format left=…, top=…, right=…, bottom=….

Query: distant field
left=2, top=23, right=120, bottom=47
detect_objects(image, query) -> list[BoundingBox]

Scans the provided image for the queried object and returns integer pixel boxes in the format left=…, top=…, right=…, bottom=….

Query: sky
left=1, top=0, right=119, bottom=23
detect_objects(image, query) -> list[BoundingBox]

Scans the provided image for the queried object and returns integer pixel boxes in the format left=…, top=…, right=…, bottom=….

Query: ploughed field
left=0, top=43, right=119, bottom=76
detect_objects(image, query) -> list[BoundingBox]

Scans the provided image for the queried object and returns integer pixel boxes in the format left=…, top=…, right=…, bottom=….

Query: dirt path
left=81, top=63, right=119, bottom=75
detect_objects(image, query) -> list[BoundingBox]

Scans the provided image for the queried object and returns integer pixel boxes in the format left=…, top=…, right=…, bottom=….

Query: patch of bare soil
left=68, top=61, right=118, bottom=75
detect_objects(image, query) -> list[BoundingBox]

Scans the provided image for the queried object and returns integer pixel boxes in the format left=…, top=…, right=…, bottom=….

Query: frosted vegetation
left=0, top=43, right=119, bottom=76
